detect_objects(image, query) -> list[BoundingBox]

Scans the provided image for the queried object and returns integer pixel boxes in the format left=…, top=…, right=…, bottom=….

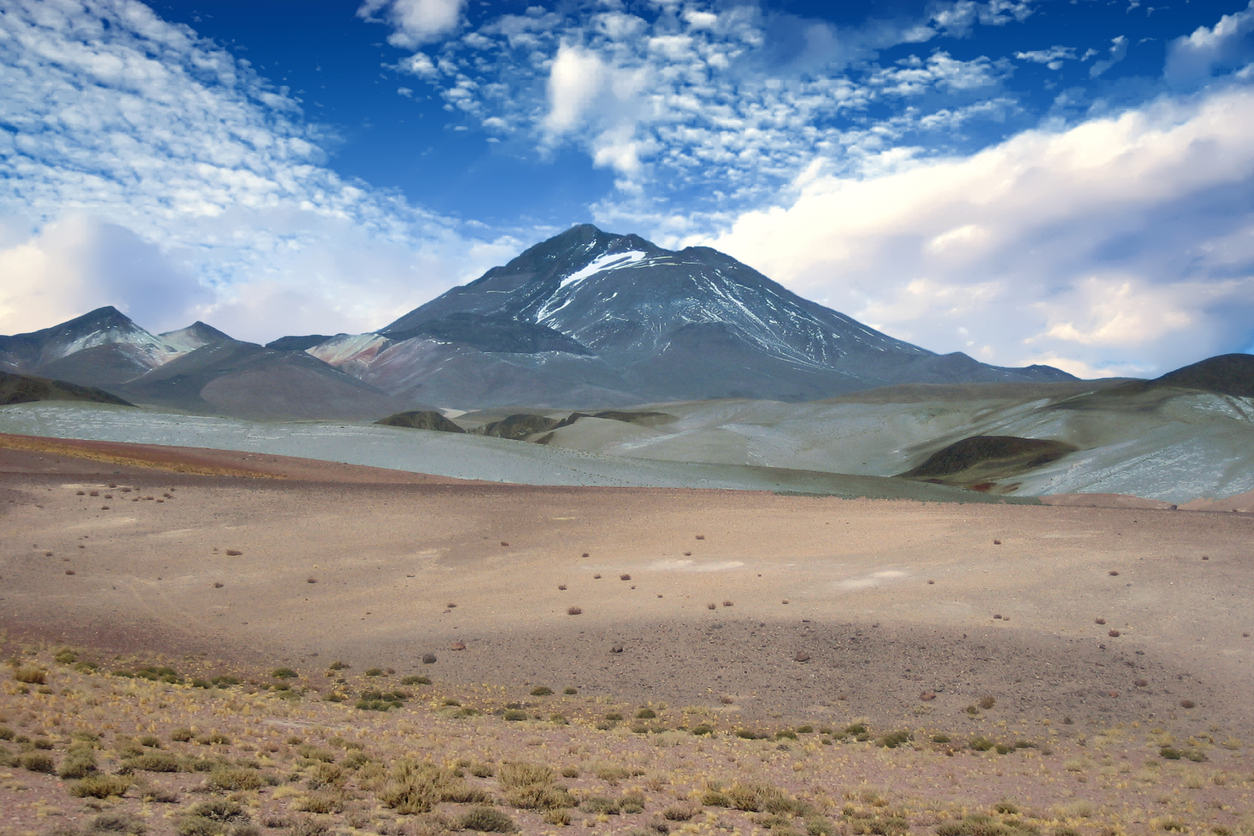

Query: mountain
left=0, top=307, right=406, bottom=421
left=297, top=224, right=1073, bottom=407
left=0, top=306, right=185, bottom=385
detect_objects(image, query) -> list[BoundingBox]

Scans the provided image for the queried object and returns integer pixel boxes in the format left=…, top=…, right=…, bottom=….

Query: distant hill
left=0, top=370, right=133, bottom=407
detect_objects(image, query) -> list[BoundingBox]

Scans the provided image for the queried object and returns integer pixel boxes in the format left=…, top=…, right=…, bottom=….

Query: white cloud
left=358, top=0, right=467, bottom=48
left=544, top=43, right=608, bottom=136
left=704, top=85, right=1254, bottom=375
left=1165, top=0, right=1254, bottom=87
left=1090, top=35, right=1128, bottom=78
left=0, top=0, right=511, bottom=341
left=1015, top=45, right=1076, bottom=70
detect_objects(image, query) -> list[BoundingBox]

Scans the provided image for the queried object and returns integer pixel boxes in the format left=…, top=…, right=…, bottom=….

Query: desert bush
left=531, top=686, right=553, bottom=696
left=592, top=763, right=631, bottom=783
left=400, top=675, right=430, bottom=685
left=470, top=762, right=496, bottom=778
left=271, top=668, right=298, bottom=679
left=169, top=728, right=195, bottom=742
left=636, top=708, right=657, bottom=719
left=283, top=818, right=328, bottom=836
left=702, top=789, right=732, bottom=807
left=662, top=804, right=698, bottom=821
left=978, top=695, right=997, bottom=710
left=14, top=666, right=47, bottom=684
left=969, top=737, right=996, bottom=752
left=502, top=709, right=528, bottom=721
left=120, top=752, right=183, bottom=773
left=294, top=791, right=344, bottom=814
left=498, top=761, right=573, bottom=811
left=188, top=800, right=248, bottom=823
left=59, top=747, right=98, bottom=779
left=70, top=775, right=132, bottom=798
left=20, top=752, right=56, bottom=773
left=566, top=606, right=582, bottom=615
left=580, top=796, right=620, bottom=815
left=726, top=782, right=804, bottom=814
left=878, top=731, right=911, bottom=749
left=209, top=766, right=266, bottom=791
left=174, top=819, right=222, bottom=836
left=460, top=807, right=516, bottom=833
left=379, top=759, right=477, bottom=814
left=89, top=813, right=146, bottom=835
left=619, top=792, right=646, bottom=814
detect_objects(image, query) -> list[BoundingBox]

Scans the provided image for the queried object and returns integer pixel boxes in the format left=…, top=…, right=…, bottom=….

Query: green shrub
left=70, top=775, right=132, bottom=798
left=90, top=812, right=147, bottom=835
left=878, top=730, right=911, bottom=749
left=187, top=799, right=248, bottom=823
left=170, top=728, right=195, bottom=742
left=379, top=759, right=476, bottom=814
left=401, top=675, right=430, bottom=685
left=460, top=807, right=516, bottom=833
left=120, top=752, right=183, bottom=773
left=20, top=752, right=55, bottom=773
left=271, top=668, right=298, bottom=679
left=619, top=793, right=646, bottom=814
left=691, top=724, right=714, bottom=736
left=969, top=737, right=996, bottom=752
left=209, top=767, right=266, bottom=791
left=580, top=796, right=620, bottom=814
left=59, top=747, right=98, bottom=779
left=531, top=686, right=553, bottom=696
left=701, top=790, right=732, bottom=807
left=636, top=708, right=657, bottom=719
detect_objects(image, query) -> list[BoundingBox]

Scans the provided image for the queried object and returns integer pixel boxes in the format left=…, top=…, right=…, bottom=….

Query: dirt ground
left=2, top=432, right=1251, bottom=741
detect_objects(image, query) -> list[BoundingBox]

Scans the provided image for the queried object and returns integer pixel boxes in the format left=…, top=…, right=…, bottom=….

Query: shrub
left=502, top=710, right=528, bottom=721
left=14, top=666, right=46, bottom=684
left=187, top=800, right=248, bottom=823
left=604, top=712, right=623, bottom=722
left=120, top=752, right=182, bottom=773
left=59, top=747, right=98, bottom=779
left=531, top=686, right=553, bottom=696
left=969, top=737, right=996, bottom=752
left=691, top=724, right=714, bottom=736
left=379, top=759, right=471, bottom=814
left=70, top=775, right=132, bottom=798
left=401, top=675, right=431, bottom=685
left=19, top=752, right=55, bottom=773
left=580, top=796, right=620, bottom=815
left=978, top=695, right=996, bottom=710
left=636, top=708, right=657, bottom=719
left=210, top=766, right=266, bottom=791
left=272, top=668, right=298, bottom=679
left=170, top=728, right=195, bottom=742
left=90, top=813, right=147, bottom=835
left=878, top=730, right=911, bottom=749
left=364, top=667, right=384, bottom=677
left=460, top=807, right=517, bottom=833
left=567, top=606, right=582, bottom=615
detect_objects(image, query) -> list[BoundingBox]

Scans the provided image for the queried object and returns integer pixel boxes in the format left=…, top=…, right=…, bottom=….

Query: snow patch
left=559, top=250, right=648, bottom=288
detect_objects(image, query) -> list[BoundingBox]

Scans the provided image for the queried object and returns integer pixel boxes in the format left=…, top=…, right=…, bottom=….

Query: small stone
left=793, top=651, right=811, bottom=663
left=449, top=641, right=466, bottom=651
left=919, top=691, right=937, bottom=702
left=422, top=653, right=437, bottom=664
left=610, top=645, right=624, bottom=654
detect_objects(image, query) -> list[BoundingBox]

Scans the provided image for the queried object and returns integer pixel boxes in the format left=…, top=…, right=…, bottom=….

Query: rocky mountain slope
left=296, top=224, right=1074, bottom=407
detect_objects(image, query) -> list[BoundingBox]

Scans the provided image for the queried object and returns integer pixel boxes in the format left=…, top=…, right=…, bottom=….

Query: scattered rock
left=422, top=653, right=437, bottom=664
left=793, top=651, right=811, bottom=663
left=610, top=645, right=624, bottom=654
left=919, top=691, right=937, bottom=702
left=450, top=642, right=466, bottom=651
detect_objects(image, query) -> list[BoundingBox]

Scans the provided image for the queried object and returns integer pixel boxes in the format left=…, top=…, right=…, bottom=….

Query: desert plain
left=1, top=434, right=1252, bottom=836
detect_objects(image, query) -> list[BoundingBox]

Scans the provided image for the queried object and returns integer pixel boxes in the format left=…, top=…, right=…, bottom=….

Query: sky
left=1, top=0, right=1253, bottom=378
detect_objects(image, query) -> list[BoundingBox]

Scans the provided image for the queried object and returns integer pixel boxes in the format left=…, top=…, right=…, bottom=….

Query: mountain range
left=0, top=224, right=1077, bottom=417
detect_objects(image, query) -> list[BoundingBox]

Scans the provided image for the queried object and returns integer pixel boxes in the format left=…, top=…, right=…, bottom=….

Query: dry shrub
left=70, top=775, right=132, bottom=798
left=379, top=759, right=484, bottom=814
left=14, top=666, right=46, bottom=684
left=460, top=807, right=516, bottom=833
left=566, top=606, right=582, bottom=615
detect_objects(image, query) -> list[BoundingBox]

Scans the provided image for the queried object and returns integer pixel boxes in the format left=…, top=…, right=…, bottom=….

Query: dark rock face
left=481, top=414, right=561, bottom=440
left=900, top=435, right=1078, bottom=490
left=375, top=410, right=466, bottom=433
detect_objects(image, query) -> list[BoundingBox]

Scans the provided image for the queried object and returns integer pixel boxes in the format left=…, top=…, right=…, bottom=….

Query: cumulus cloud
left=0, top=214, right=205, bottom=334
left=395, top=0, right=1026, bottom=209
left=1165, top=0, right=1254, bottom=88
left=706, top=85, right=1254, bottom=376
left=358, top=0, right=467, bottom=48
left=0, top=0, right=511, bottom=341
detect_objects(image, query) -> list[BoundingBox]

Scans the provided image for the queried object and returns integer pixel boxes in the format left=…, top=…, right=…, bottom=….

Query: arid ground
left=2, top=434, right=1252, bottom=836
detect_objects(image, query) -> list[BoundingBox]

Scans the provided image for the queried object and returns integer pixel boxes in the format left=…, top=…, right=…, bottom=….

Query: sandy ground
left=2, top=434, right=1252, bottom=744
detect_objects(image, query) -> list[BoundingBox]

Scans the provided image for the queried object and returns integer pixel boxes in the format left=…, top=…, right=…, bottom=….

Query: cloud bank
left=0, top=0, right=514, bottom=340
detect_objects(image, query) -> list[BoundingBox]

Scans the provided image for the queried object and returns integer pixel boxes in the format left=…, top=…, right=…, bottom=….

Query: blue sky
left=2, top=0, right=1253, bottom=378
